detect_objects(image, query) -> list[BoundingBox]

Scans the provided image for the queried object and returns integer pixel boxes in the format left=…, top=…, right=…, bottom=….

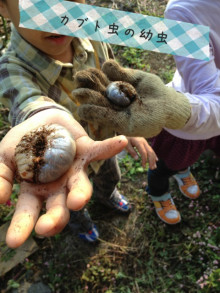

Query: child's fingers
left=102, top=59, right=137, bottom=84
left=67, top=135, right=128, bottom=210
left=147, top=149, right=158, bottom=170
left=35, top=191, right=70, bottom=237
left=90, top=135, right=128, bottom=161
left=0, top=163, right=14, bottom=203
left=125, top=138, right=148, bottom=167
left=125, top=143, right=139, bottom=160
left=75, top=135, right=128, bottom=162
left=67, top=167, right=93, bottom=211
left=78, top=104, right=126, bottom=128
left=73, top=67, right=109, bottom=90
left=6, top=192, right=42, bottom=248
left=148, top=157, right=157, bottom=170
left=72, top=88, right=110, bottom=106
left=135, top=143, right=148, bottom=167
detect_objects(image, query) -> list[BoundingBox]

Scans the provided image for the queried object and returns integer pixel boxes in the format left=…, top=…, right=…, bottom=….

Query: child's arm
left=163, top=3, right=220, bottom=140
left=0, top=108, right=127, bottom=248
left=126, top=137, right=158, bottom=169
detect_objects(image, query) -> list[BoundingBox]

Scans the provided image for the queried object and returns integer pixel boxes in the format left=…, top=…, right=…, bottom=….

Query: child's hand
left=0, top=109, right=128, bottom=248
left=126, top=137, right=158, bottom=169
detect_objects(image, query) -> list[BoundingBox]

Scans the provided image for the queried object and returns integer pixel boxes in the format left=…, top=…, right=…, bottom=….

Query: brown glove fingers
left=77, top=104, right=127, bottom=134
left=78, top=103, right=165, bottom=138
left=73, top=68, right=109, bottom=93
left=102, top=59, right=160, bottom=99
left=72, top=88, right=111, bottom=107
left=77, top=104, right=148, bottom=137
left=102, top=59, right=142, bottom=85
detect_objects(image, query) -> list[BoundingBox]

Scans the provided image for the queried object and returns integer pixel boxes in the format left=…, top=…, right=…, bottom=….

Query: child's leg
left=148, top=130, right=206, bottom=224
left=92, top=156, right=131, bottom=212
left=68, top=209, right=99, bottom=242
left=147, top=160, right=176, bottom=196
left=147, top=160, right=181, bottom=224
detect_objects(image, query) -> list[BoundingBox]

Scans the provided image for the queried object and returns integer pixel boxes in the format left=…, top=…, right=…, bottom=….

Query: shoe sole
left=156, top=211, right=181, bottom=225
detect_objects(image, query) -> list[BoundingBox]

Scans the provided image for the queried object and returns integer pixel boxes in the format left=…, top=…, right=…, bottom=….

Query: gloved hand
left=72, top=59, right=191, bottom=138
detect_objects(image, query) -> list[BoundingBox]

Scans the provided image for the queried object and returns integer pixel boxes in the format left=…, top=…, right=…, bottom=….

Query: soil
left=15, top=126, right=52, bottom=183
left=0, top=171, right=148, bottom=292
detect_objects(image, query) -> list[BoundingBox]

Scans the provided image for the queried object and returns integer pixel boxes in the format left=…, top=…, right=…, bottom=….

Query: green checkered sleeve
left=0, top=58, right=70, bottom=126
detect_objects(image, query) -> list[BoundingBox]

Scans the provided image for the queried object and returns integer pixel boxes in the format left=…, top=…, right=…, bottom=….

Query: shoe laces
left=161, top=199, right=174, bottom=208
left=182, top=175, right=196, bottom=186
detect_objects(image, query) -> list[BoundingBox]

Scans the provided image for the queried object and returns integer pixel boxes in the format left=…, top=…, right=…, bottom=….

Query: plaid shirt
left=0, top=25, right=115, bottom=172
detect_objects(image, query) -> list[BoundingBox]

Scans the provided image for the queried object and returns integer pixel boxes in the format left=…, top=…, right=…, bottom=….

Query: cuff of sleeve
left=11, top=101, right=71, bottom=126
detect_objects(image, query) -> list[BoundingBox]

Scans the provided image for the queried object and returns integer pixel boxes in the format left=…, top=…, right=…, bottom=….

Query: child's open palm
left=0, top=109, right=127, bottom=248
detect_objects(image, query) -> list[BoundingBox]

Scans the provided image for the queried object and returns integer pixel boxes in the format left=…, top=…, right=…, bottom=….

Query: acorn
left=15, top=124, right=76, bottom=184
left=106, top=81, right=137, bottom=107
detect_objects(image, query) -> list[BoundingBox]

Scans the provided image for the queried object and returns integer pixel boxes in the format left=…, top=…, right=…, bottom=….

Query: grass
left=0, top=0, right=220, bottom=292
left=1, top=151, right=219, bottom=292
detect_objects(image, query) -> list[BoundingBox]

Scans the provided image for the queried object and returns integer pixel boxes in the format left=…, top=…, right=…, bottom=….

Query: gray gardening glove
left=72, top=59, right=191, bottom=138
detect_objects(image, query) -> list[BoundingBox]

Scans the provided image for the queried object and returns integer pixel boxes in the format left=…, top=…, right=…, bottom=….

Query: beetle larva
left=15, top=124, right=76, bottom=184
left=106, top=81, right=137, bottom=107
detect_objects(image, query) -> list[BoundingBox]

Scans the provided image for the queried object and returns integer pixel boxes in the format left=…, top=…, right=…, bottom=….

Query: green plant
left=0, top=16, right=10, bottom=52
left=81, top=258, right=118, bottom=292
left=114, top=46, right=151, bottom=71
left=119, top=153, right=148, bottom=181
left=160, top=64, right=175, bottom=83
left=0, top=241, right=16, bottom=262
left=7, top=279, right=20, bottom=289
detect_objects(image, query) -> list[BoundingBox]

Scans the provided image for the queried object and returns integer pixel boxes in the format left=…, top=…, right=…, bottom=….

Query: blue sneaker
left=100, top=190, right=132, bottom=213
left=78, top=224, right=99, bottom=242
left=69, top=209, right=99, bottom=243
